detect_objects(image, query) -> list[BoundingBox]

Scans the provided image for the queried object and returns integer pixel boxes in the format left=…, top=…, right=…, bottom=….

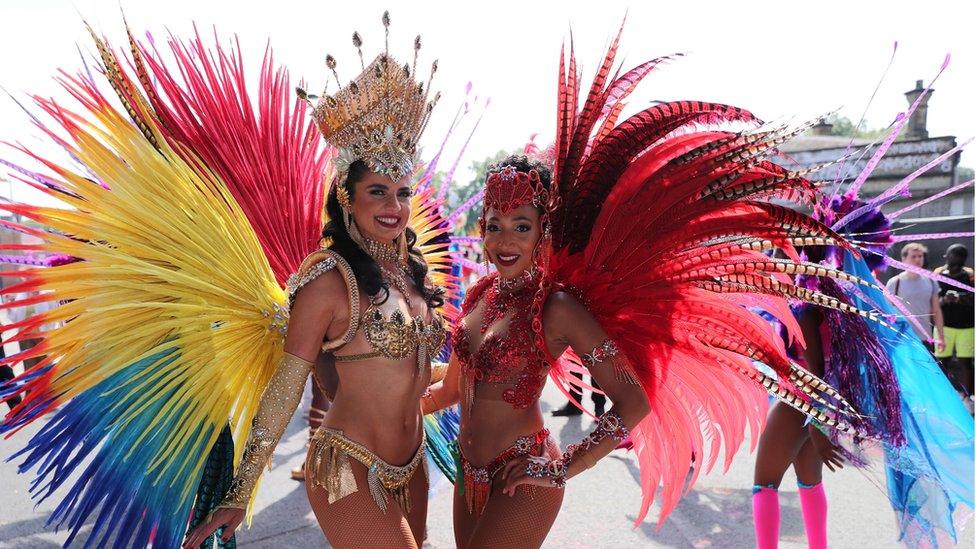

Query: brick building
left=775, top=80, right=974, bottom=270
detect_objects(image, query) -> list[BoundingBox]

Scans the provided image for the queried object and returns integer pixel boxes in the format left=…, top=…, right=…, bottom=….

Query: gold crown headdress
left=298, top=11, right=440, bottom=182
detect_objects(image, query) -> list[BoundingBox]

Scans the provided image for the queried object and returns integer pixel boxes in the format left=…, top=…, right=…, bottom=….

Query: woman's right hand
left=182, top=507, right=245, bottom=549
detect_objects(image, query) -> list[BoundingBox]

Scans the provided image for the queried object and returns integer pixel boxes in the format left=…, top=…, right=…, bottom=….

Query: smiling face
left=349, top=170, right=412, bottom=243
left=483, top=203, right=542, bottom=278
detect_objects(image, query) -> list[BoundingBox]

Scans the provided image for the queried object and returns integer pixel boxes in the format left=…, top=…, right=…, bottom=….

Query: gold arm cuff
left=219, top=352, right=313, bottom=509
left=280, top=352, right=315, bottom=370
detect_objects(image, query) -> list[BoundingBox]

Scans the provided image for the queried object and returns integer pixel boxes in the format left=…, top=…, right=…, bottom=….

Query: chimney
left=811, top=120, right=833, bottom=136
left=904, top=79, right=931, bottom=139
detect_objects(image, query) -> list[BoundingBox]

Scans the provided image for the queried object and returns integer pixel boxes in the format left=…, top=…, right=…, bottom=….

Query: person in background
left=0, top=329, right=22, bottom=411
left=551, top=374, right=606, bottom=417
left=0, top=297, right=23, bottom=410
left=885, top=242, right=945, bottom=353
left=934, top=243, right=975, bottom=407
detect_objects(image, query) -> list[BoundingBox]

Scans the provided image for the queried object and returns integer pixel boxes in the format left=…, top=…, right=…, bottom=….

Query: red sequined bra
left=454, top=274, right=551, bottom=412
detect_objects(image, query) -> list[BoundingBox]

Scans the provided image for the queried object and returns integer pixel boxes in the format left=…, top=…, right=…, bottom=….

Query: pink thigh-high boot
left=797, top=481, right=828, bottom=549
left=752, top=485, right=780, bottom=549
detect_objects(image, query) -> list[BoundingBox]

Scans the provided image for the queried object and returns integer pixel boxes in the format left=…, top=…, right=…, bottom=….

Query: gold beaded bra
left=287, top=249, right=446, bottom=374
left=337, top=304, right=445, bottom=364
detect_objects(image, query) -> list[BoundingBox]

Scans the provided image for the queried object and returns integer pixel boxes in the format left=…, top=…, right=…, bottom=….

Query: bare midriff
left=454, top=275, right=553, bottom=467
left=318, top=290, right=435, bottom=466
left=459, top=385, right=546, bottom=467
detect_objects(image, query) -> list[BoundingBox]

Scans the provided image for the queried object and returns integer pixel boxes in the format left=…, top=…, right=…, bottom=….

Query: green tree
left=820, top=114, right=886, bottom=140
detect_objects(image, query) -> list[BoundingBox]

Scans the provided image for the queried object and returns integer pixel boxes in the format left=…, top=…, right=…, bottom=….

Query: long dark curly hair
left=322, top=160, right=444, bottom=308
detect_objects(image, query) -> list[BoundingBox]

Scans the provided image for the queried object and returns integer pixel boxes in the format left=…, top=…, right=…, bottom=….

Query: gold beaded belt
left=308, top=428, right=427, bottom=513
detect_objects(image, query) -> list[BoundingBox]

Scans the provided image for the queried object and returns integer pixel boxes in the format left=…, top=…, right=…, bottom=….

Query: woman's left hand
left=808, top=424, right=845, bottom=472
left=499, top=455, right=559, bottom=496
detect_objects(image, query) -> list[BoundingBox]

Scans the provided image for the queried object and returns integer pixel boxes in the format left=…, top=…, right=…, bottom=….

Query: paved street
left=0, top=381, right=972, bottom=548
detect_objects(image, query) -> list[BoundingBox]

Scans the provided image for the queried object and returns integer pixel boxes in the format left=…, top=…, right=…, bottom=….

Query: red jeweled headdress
left=483, top=166, right=548, bottom=215
left=479, top=165, right=553, bottom=275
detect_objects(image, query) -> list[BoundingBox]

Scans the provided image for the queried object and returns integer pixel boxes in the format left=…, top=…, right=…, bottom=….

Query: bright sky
left=0, top=0, right=973, bottom=205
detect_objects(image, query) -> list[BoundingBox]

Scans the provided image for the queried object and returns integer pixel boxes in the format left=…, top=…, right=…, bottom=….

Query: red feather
left=128, top=28, right=329, bottom=285
left=535, top=27, right=867, bottom=527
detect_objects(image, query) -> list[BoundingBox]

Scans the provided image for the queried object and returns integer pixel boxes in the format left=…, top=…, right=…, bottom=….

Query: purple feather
left=450, top=236, right=482, bottom=245
left=418, top=88, right=472, bottom=191
left=818, top=279, right=905, bottom=445
left=0, top=158, right=69, bottom=194
left=446, top=189, right=484, bottom=226
left=889, top=178, right=974, bottom=219
left=887, top=256, right=975, bottom=292
left=826, top=194, right=891, bottom=272
left=0, top=254, right=76, bottom=267
left=835, top=139, right=970, bottom=229
left=838, top=55, right=950, bottom=204
left=436, top=100, right=488, bottom=201
left=890, top=232, right=975, bottom=243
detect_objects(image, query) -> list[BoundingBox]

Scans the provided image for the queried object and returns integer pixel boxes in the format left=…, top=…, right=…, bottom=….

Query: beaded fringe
left=309, top=438, right=358, bottom=504
left=309, top=428, right=426, bottom=513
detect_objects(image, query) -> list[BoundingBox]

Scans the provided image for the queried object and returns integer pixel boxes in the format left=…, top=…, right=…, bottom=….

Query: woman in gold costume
left=184, top=14, right=447, bottom=549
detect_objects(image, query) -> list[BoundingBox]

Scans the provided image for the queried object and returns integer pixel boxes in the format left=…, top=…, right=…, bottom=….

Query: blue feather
left=423, top=405, right=461, bottom=482
left=5, top=347, right=216, bottom=548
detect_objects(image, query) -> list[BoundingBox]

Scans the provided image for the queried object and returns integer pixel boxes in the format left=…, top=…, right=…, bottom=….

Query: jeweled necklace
left=361, top=236, right=413, bottom=308
left=494, top=269, right=535, bottom=293
left=363, top=237, right=400, bottom=264
left=482, top=271, right=538, bottom=334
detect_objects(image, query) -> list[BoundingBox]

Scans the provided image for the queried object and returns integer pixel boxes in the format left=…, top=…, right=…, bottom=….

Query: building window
left=949, top=197, right=972, bottom=216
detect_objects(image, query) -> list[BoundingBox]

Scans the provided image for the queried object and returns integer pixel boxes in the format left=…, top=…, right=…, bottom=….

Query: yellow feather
left=21, top=85, right=288, bottom=506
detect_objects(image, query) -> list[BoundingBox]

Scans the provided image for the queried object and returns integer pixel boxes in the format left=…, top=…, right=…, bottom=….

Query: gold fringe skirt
left=308, top=427, right=427, bottom=514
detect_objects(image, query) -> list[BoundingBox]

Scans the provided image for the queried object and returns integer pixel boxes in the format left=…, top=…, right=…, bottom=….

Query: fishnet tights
left=453, top=439, right=564, bottom=548
left=305, top=448, right=428, bottom=548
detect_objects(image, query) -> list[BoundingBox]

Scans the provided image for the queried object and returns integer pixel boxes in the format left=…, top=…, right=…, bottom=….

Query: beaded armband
left=580, top=338, right=638, bottom=384
left=219, top=353, right=313, bottom=509
left=564, top=410, right=629, bottom=460
left=286, top=255, right=338, bottom=303
left=524, top=411, right=630, bottom=487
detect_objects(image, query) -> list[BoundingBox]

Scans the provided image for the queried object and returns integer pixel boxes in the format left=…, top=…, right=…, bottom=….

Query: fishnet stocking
left=305, top=447, right=428, bottom=548
left=453, top=438, right=563, bottom=548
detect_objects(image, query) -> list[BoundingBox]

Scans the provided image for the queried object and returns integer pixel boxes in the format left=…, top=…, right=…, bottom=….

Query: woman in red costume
left=425, top=154, right=650, bottom=547
left=423, top=25, right=874, bottom=548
